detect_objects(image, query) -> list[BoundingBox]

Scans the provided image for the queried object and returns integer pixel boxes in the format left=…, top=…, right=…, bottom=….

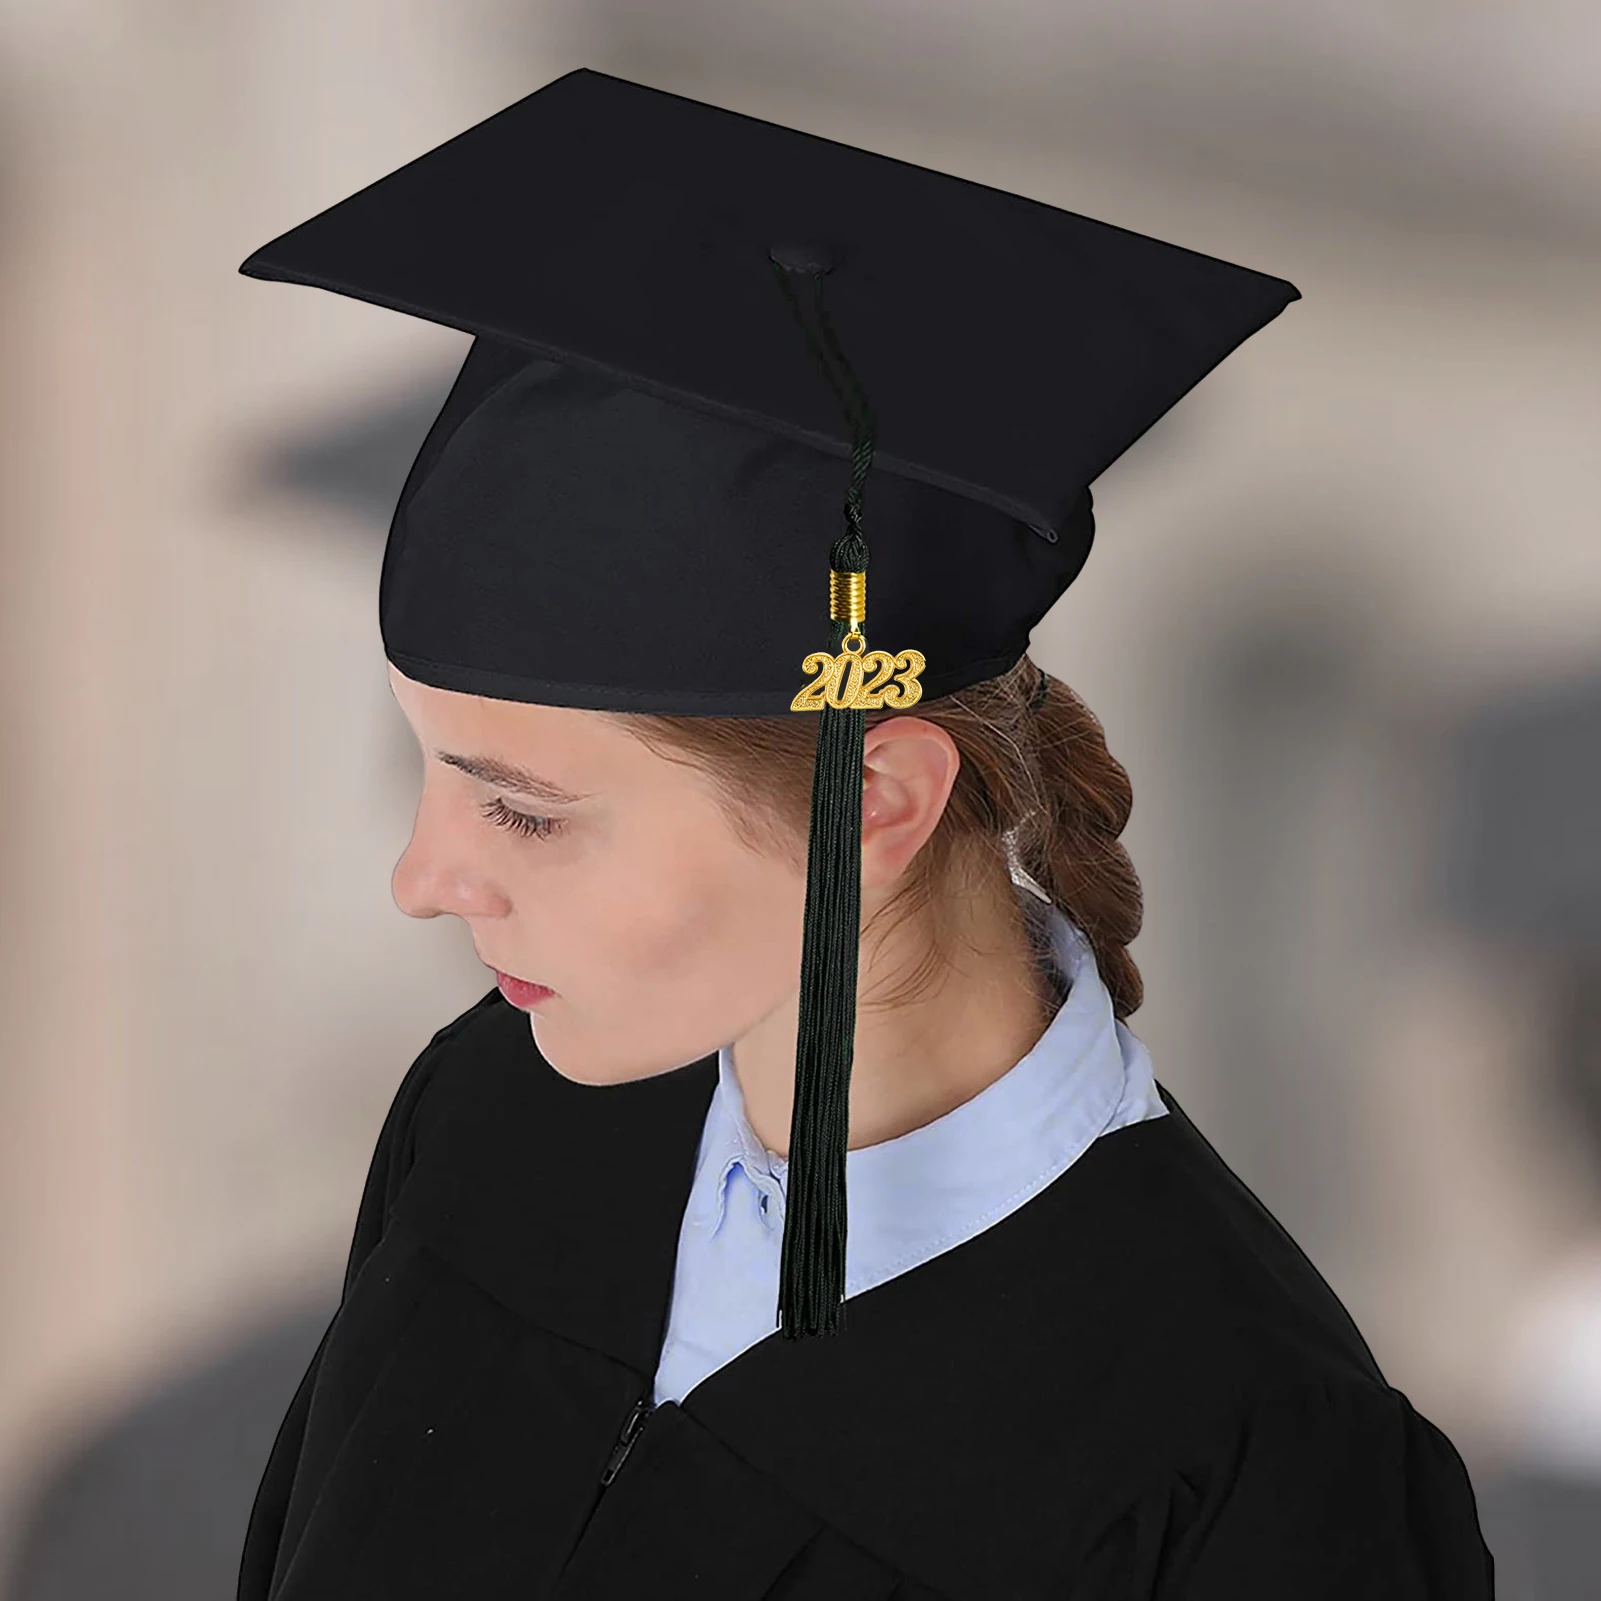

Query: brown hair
left=615, top=654, right=1145, bottom=1020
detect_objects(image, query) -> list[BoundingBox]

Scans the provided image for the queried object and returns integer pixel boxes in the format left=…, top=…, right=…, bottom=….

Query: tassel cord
left=769, top=256, right=879, bottom=1336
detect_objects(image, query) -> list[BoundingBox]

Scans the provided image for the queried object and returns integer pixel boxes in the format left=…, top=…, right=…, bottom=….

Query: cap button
left=769, top=239, right=835, bottom=274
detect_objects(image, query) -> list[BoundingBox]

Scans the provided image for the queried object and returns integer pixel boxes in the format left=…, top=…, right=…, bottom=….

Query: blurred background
left=0, top=1, right=1598, bottom=1595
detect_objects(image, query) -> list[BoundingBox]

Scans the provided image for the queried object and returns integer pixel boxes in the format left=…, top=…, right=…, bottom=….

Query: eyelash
left=479, top=797, right=565, bottom=841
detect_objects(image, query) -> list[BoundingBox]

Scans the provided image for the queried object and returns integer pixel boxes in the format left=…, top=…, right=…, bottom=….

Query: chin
left=526, top=1013, right=712, bottom=1086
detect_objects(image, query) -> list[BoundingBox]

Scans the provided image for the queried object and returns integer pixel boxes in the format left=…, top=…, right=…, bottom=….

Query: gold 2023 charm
left=791, top=632, right=925, bottom=712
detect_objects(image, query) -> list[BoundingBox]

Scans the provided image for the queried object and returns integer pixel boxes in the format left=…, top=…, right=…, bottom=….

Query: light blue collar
left=687, top=890, right=1142, bottom=1299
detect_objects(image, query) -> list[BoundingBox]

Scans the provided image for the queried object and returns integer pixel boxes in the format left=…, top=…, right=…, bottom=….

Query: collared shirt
left=653, top=888, right=1169, bottom=1406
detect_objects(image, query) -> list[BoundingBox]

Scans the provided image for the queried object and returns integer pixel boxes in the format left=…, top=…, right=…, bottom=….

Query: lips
left=495, top=970, right=554, bottom=1010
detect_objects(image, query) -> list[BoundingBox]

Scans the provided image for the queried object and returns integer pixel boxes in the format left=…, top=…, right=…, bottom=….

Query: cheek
left=607, top=855, right=741, bottom=987
left=529, top=811, right=807, bottom=1085
left=600, top=826, right=800, bottom=999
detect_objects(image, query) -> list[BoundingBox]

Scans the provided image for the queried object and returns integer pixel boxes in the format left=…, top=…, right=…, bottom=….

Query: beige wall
left=1, top=0, right=1598, bottom=1573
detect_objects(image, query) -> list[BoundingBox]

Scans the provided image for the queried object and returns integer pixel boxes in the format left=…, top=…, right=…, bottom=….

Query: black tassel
left=779, top=546, right=867, bottom=1337
left=769, top=252, right=877, bottom=1338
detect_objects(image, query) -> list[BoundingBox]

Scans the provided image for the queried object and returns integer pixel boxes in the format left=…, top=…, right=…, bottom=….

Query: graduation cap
left=239, top=66, right=1300, bottom=1340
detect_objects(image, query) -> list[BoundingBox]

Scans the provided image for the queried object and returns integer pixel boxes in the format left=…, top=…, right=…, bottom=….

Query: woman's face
left=387, top=664, right=809, bottom=1085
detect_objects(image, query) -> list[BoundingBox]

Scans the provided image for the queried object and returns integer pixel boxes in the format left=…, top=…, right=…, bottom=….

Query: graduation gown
left=237, top=987, right=1496, bottom=1599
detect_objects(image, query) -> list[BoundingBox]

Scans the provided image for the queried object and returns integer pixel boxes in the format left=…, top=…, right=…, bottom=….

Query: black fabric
left=375, top=343, right=1092, bottom=712
left=237, top=990, right=1496, bottom=1600
left=239, top=67, right=1298, bottom=535
left=238, top=66, right=1299, bottom=715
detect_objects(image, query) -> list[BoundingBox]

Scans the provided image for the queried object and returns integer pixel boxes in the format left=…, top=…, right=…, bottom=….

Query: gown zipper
left=555, top=1390, right=658, bottom=1580
left=599, top=1392, right=655, bottom=1486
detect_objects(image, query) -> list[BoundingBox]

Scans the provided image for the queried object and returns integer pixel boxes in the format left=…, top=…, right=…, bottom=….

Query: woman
left=236, top=68, right=1495, bottom=1600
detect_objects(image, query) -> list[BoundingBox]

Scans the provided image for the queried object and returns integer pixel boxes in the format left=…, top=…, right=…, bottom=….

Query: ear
left=859, top=718, right=960, bottom=888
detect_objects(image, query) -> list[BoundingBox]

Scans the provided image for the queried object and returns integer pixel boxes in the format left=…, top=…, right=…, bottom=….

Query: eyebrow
left=433, top=751, right=590, bottom=804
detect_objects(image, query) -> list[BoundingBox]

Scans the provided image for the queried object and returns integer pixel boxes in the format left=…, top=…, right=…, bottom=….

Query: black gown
left=237, top=986, right=1496, bottom=1599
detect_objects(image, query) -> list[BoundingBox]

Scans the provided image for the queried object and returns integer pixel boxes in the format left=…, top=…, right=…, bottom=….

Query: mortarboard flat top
left=240, top=67, right=1298, bottom=544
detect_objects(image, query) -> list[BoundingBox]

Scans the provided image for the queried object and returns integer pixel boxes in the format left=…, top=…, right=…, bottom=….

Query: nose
left=390, top=837, right=443, bottom=919
left=391, top=788, right=509, bottom=922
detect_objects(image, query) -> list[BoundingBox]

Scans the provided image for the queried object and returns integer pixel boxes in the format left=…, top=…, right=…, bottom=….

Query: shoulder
left=352, top=986, right=719, bottom=1275
left=376, top=985, right=513, bottom=1150
left=400, top=984, right=535, bottom=1116
left=392, top=986, right=718, bottom=1173
left=1035, top=1088, right=1388, bottom=1395
left=362, top=982, right=581, bottom=1191
left=338, top=985, right=513, bottom=1293
left=1070, top=1374, right=1495, bottom=1597
left=1033, top=1097, right=1495, bottom=1589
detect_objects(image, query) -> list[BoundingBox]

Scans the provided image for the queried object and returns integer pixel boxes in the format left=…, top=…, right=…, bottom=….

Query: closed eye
left=479, top=796, right=564, bottom=841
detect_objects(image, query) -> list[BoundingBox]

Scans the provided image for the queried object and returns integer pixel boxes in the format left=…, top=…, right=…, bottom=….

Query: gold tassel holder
left=791, top=568, right=925, bottom=714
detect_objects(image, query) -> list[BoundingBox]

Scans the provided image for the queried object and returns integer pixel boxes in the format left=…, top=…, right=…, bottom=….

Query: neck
left=730, top=879, right=1058, bottom=1158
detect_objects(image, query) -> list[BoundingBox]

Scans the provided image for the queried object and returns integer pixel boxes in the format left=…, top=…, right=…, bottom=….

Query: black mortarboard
left=239, top=66, right=1300, bottom=1339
